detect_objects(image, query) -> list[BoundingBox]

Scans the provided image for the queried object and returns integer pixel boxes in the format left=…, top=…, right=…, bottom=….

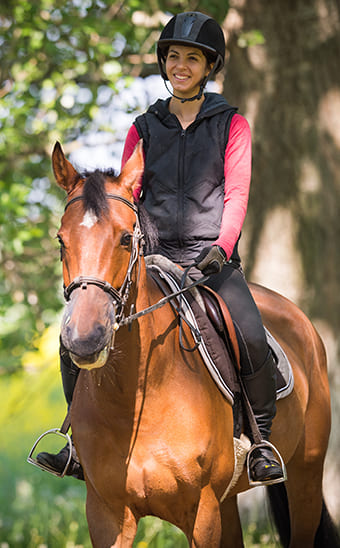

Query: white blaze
left=80, top=210, right=98, bottom=229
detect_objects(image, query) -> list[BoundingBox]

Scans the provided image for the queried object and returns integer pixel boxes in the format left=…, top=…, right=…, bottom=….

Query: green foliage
left=0, top=0, right=156, bottom=373
left=0, top=0, right=229, bottom=374
left=0, top=0, right=145, bottom=372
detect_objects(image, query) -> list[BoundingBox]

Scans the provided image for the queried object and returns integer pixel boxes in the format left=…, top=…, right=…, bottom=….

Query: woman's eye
left=120, top=232, right=132, bottom=247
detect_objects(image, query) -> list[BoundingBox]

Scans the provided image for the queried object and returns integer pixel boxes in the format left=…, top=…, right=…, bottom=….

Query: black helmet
left=157, top=12, right=225, bottom=81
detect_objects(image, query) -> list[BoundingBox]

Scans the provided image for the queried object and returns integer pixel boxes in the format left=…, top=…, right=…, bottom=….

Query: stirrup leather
left=27, top=428, right=72, bottom=478
left=246, top=440, right=287, bottom=487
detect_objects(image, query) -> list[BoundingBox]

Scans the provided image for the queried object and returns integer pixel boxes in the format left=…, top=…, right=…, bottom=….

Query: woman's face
left=165, top=44, right=212, bottom=99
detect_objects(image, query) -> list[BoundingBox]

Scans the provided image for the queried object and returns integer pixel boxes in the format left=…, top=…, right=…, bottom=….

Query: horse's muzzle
left=69, top=346, right=110, bottom=370
left=60, top=285, right=116, bottom=369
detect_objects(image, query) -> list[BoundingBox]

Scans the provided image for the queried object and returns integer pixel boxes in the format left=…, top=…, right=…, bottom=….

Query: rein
left=63, top=193, right=208, bottom=332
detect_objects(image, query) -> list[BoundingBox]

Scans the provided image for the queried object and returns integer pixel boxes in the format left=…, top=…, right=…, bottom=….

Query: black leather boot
left=242, top=351, right=285, bottom=484
left=36, top=438, right=84, bottom=480
left=36, top=344, right=84, bottom=480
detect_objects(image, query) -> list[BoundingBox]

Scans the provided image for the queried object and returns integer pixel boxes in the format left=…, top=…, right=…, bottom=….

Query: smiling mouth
left=174, top=74, right=189, bottom=81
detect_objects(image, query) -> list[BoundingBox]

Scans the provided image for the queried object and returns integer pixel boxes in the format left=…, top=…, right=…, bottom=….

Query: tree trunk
left=223, top=0, right=340, bottom=522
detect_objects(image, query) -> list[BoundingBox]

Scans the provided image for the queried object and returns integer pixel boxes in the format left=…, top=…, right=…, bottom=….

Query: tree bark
left=223, top=0, right=340, bottom=327
left=223, top=0, right=340, bottom=522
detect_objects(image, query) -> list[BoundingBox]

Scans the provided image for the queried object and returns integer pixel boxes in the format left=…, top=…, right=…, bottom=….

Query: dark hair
left=164, top=44, right=216, bottom=67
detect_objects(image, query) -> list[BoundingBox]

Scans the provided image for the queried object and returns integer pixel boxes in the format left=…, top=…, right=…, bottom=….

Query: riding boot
left=242, top=351, right=285, bottom=484
left=36, top=344, right=84, bottom=480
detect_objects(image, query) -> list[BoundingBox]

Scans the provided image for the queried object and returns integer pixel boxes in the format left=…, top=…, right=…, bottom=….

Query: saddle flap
left=199, top=286, right=241, bottom=371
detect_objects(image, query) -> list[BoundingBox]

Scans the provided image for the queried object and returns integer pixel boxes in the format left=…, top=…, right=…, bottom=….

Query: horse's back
left=248, top=282, right=331, bottom=462
left=249, top=282, right=327, bottom=373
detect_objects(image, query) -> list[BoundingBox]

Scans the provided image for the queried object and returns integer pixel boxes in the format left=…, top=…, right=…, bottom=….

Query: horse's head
left=53, top=141, right=144, bottom=370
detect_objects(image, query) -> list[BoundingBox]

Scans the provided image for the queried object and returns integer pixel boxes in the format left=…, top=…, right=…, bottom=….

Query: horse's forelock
left=82, top=169, right=117, bottom=218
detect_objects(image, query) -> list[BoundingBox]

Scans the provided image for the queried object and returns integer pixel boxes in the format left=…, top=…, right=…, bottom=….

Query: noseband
left=63, top=194, right=144, bottom=326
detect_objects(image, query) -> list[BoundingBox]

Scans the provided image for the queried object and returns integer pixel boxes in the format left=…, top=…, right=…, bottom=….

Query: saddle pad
left=145, top=255, right=294, bottom=403
left=265, top=328, right=294, bottom=400
left=147, top=263, right=235, bottom=406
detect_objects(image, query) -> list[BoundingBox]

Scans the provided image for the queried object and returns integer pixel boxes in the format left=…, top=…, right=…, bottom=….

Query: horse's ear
left=52, top=142, right=79, bottom=192
left=119, top=140, right=144, bottom=194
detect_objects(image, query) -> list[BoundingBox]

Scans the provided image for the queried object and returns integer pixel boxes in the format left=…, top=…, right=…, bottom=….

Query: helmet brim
left=158, top=38, right=219, bottom=59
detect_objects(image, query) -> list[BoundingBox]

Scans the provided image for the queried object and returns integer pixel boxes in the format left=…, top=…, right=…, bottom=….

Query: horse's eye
left=57, top=235, right=65, bottom=261
left=120, top=232, right=132, bottom=247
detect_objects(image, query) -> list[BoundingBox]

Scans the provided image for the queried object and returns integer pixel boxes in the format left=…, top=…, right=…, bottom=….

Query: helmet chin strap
left=164, top=80, right=206, bottom=103
left=164, top=58, right=219, bottom=104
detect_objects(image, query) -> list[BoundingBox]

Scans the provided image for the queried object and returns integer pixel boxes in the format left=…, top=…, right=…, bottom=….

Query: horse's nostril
left=62, top=320, right=111, bottom=357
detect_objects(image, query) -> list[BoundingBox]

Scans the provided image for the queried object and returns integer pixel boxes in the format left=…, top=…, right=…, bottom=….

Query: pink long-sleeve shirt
left=121, top=113, right=251, bottom=260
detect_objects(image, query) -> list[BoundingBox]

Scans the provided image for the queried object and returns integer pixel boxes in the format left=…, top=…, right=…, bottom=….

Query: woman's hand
left=195, top=245, right=226, bottom=275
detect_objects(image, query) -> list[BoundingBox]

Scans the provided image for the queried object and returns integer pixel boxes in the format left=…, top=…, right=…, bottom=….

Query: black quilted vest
left=134, top=93, right=239, bottom=265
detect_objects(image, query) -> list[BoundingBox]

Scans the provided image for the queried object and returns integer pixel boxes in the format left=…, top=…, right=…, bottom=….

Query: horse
left=51, top=140, right=339, bottom=548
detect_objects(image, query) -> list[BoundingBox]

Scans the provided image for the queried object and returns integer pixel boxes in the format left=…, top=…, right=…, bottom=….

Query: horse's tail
left=314, top=499, right=340, bottom=548
left=267, top=484, right=340, bottom=548
left=266, top=483, right=290, bottom=548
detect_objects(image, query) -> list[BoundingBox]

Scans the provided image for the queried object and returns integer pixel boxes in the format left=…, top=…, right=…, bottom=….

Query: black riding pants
left=201, top=262, right=269, bottom=376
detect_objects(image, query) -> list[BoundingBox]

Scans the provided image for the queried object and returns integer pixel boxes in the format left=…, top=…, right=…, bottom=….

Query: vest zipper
left=177, top=129, right=186, bottom=251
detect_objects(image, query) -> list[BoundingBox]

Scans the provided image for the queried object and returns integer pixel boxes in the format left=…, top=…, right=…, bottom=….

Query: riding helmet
left=157, top=12, right=225, bottom=81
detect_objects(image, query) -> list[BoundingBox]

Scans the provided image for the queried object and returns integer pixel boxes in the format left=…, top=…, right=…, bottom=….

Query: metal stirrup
left=246, top=440, right=287, bottom=487
left=27, top=428, right=72, bottom=478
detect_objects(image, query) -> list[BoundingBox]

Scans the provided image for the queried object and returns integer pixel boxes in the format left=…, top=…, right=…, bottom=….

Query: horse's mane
left=79, top=169, right=158, bottom=254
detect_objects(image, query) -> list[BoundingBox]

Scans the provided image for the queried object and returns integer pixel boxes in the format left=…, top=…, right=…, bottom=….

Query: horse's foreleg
left=86, top=485, right=137, bottom=548
left=220, top=495, right=244, bottom=548
left=190, top=485, right=222, bottom=548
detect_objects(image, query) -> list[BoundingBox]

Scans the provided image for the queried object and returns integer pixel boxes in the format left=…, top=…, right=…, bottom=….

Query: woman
left=37, top=11, right=285, bottom=485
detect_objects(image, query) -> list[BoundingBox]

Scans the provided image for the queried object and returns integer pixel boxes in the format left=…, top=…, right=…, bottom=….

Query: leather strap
left=60, top=408, right=71, bottom=435
left=199, top=285, right=241, bottom=370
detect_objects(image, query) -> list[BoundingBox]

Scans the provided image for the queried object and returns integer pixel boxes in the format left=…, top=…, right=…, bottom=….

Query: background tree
left=0, top=0, right=227, bottom=372
left=223, top=0, right=340, bottom=520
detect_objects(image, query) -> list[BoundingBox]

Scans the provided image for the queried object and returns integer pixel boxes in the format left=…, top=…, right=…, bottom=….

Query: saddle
left=145, top=255, right=294, bottom=429
left=198, top=285, right=293, bottom=401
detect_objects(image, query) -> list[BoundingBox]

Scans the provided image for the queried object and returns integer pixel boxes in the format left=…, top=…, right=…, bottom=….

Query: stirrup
left=27, top=428, right=72, bottom=478
left=246, top=440, right=287, bottom=487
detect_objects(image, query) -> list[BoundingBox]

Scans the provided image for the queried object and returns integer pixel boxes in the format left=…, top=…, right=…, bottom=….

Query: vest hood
left=147, top=92, right=236, bottom=128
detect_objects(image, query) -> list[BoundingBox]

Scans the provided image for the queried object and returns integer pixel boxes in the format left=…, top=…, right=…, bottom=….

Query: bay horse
left=51, top=140, right=338, bottom=547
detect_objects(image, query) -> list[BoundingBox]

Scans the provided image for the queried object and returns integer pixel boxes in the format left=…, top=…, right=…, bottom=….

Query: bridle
left=62, top=193, right=144, bottom=328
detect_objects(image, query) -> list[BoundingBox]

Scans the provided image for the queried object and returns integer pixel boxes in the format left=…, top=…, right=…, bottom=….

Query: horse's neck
left=83, top=268, right=160, bottom=404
